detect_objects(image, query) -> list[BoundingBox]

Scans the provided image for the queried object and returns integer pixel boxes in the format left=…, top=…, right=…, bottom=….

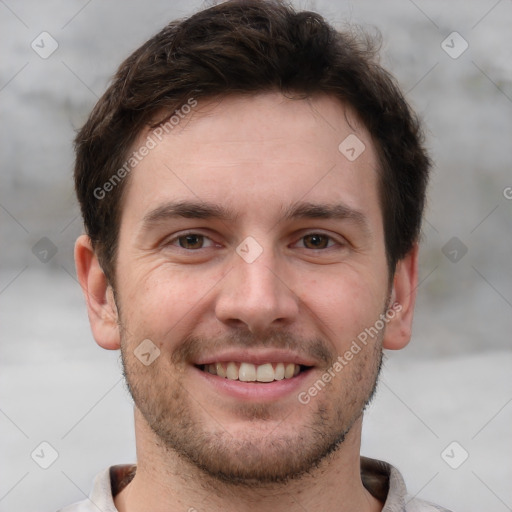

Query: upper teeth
left=204, top=362, right=301, bottom=382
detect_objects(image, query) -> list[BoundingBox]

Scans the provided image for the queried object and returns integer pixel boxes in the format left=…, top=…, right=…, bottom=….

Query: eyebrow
left=141, top=199, right=371, bottom=234
left=142, top=200, right=239, bottom=226
left=280, top=201, right=369, bottom=228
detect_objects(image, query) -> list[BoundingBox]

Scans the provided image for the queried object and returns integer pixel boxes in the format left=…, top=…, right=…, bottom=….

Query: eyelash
left=165, top=231, right=344, bottom=251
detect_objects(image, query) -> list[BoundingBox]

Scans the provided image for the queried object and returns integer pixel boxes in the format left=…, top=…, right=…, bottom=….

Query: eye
left=168, top=233, right=215, bottom=250
left=296, top=233, right=338, bottom=250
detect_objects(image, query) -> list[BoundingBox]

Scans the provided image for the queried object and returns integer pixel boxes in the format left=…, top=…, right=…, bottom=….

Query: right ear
left=74, top=234, right=121, bottom=350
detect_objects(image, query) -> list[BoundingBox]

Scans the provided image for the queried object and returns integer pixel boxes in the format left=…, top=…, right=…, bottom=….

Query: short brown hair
left=74, top=0, right=430, bottom=285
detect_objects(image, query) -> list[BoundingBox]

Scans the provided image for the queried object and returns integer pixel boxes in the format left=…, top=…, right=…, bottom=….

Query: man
left=64, top=0, right=449, bottom=510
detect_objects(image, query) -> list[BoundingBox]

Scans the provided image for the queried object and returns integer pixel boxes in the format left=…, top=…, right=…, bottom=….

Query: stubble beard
left=120, top=324, right=384, bottom=488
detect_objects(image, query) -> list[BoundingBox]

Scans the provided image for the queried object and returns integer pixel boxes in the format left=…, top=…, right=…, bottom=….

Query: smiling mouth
left=196, top=362, right=312, bottom=383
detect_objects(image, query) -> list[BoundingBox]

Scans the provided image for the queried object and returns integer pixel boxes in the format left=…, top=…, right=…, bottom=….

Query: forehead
left=119, top=92, right=381, bottom=231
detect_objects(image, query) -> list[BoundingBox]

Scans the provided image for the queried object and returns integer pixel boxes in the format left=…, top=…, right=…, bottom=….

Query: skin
left=75, top=92, right=418, bottom=512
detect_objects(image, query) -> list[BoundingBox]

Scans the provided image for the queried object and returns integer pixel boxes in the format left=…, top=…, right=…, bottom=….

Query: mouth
left=196, top=362, right=312, bottom=383
left=192, top=350, right=318, bottom=401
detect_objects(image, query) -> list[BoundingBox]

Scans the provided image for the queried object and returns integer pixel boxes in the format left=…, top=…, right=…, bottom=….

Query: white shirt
left=58, top=457, right=452, bottom=511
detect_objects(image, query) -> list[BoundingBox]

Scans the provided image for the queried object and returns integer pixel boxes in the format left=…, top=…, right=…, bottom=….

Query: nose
left=215, top=245, right=300, bottom=334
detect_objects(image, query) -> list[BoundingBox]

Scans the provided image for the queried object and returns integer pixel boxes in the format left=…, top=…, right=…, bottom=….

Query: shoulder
left=360, top=456, right=453, bottom=512
left=404, top=496, right=453, bottom=511
left=56, top=466, right=114, bottom=511
left=57, top=465, right=134, bottom=512
left=58, top=502, right=98, bottom=512
left=388, top=461, right=453, bottom=512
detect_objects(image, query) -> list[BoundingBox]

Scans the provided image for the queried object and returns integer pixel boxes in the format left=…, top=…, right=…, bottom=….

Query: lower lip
left=193, top=366, right=314, bottom=402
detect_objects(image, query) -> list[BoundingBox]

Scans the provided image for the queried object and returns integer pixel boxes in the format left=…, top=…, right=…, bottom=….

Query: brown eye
left=302, top=234, right=331, bottom=249
left=177, top=234, right=205, bottom=249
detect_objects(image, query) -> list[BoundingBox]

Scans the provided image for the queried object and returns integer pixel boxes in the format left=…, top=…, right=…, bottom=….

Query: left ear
left=382, top=243, right=419, bottom=350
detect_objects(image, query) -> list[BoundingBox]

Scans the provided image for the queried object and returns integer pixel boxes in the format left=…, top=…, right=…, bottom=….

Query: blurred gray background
left=1, top=1, right=511, bottom=511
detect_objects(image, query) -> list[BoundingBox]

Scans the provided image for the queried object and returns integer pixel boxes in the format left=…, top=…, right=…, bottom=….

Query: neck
left=115, top=410, right=382, bottom=512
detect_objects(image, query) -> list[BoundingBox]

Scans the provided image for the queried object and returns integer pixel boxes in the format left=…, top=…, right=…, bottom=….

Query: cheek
left=295, top=268, right=386, bottom=348
left=117, top=262, right=223, bottom=343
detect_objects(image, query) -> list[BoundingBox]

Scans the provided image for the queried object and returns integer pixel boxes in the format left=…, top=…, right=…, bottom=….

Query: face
left=114, top=93, right=391, bottom=484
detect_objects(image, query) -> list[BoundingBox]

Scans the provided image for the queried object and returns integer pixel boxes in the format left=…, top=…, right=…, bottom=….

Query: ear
left=74, top=234, right=121, bottom=350
left=382, top=243, right=419, bottom=350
